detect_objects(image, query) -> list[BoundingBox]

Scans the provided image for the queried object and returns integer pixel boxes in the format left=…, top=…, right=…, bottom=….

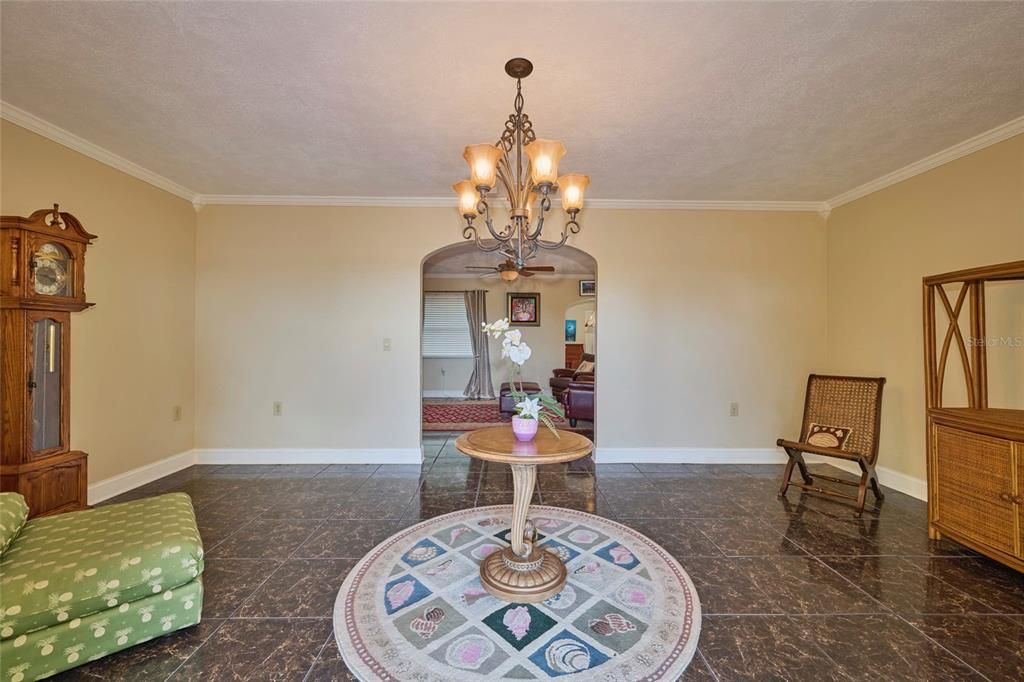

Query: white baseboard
left=422, top=390, right=465, bottom=398
left=194, top=448, right=422, bottom=465
left=87, top=445, right=927, bottom=506
left=87, top=447, right=423, bottom=504
left=803, top=456, right=927, bottom=501
left=595, top=447, right=927, bottom=500
left=88, top=449, right=198, bottom=505
left=595, top=447, right=786, bottom=465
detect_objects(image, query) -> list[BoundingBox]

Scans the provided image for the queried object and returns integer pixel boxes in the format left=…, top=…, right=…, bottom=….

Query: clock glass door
left=31, top=317, right=63, bottom=452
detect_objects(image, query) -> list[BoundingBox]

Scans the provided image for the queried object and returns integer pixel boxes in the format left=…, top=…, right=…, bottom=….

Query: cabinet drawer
left=933, top=425, right=1016, bottom=555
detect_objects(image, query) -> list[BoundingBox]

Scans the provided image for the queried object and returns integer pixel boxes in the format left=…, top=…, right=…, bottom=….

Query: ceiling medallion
left=453, top=58, right=589, bottom=270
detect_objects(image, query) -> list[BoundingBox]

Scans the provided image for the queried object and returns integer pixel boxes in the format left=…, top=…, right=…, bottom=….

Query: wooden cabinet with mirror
left=924, top=260, right=1024, bottom=572
left=1, top=205, right=96, bottom=516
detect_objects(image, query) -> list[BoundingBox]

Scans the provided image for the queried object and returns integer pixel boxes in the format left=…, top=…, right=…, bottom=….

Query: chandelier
left=453, top=58, right=590, bottom=269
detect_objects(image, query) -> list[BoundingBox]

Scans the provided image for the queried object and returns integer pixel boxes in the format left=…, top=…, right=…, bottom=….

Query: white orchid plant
left=482, top=318, right=566, bottom=436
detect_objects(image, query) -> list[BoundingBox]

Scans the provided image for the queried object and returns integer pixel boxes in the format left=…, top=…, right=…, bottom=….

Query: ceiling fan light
left=526, top=139, right=565, bottom=187
left=463, top=144, right=503, bottom=190
left=500, top=270, right=519, bottom=282
left=452, top=180, right=480, bottom=218
left=558, top=173, right=590, bottom=212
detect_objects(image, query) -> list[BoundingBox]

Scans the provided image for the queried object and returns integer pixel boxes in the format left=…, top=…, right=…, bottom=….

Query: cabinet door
left=26, top=311, right=70, bottom=459
left=933, top=425, right=1017, bottom=556
left=1017, top=442, right=1024, bottom=560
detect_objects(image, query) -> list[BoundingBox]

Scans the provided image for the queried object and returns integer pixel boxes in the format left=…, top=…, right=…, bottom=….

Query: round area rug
left=333, top=505, right=701, bottom=681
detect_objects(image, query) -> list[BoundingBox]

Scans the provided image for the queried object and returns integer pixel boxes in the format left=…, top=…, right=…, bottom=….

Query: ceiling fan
left=466, top=258, right=555, bottom=282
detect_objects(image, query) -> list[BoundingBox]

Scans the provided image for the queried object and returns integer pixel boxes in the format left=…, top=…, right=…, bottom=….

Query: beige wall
left=825, top=133, right=1024, bottom=482
left=422, top=276, right=595, bottom=394
left=0, top=121, right=196, bottom=481
left=196, top=205, right=826, bottom=451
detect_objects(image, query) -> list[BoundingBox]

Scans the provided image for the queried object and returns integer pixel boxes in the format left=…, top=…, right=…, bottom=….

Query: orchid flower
left=481, top=318, right=510, bottom=339
left=515, top=397, right=541, bottom=420
left=506, top=341, right=532, bottom=366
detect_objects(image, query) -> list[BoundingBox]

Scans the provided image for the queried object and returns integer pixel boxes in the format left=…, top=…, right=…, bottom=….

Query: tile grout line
left=890, top=612, right=995, bottom=682
left=302, top=629, right=338, bottom=682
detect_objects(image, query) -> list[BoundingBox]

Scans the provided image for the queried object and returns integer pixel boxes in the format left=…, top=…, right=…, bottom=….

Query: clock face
left=32, top=242, right=70, bottom=296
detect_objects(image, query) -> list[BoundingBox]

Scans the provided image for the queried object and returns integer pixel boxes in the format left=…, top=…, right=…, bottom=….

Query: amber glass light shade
left=526, top=139, right=566, bottom=186
left=463, top=144, right=504, bottom=190
left=453, top=180, right=480, bottom=217
left=557, top=174, right=590, bottom=212
left=524, top=191, right=539, bottom=223
left=500, top=269, right=519, bottom=282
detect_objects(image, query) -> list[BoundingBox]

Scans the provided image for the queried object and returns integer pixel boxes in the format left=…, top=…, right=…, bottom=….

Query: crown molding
left=192, top=194, right=453, bottom=208
left=422, top=272, right=595, bottom=280
left=194, top=193, right=828, bottom=213
left=0, top=100, right=198, bottom=203
left=825, top=114, right=1024, bottom=210
left=4, top=100, right=1020, bottom=216
left=585, top=198, right=828, bottom=213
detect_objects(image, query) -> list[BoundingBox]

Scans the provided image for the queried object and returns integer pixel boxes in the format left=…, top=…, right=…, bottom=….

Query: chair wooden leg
left=854, top=470, right=869, bottom=515
left=778, top=455, right=796, bottom=497
left=778, top=447, right=813, bottom=497
left=795, top=455, right=813, bottom=485
left=868, top=465, right=885, bottom=501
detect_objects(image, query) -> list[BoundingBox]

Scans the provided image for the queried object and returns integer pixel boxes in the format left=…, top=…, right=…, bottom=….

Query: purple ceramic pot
left=511, top=416, right=539, bottom=442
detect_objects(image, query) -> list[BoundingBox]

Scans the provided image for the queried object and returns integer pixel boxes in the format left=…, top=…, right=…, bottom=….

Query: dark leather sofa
left=550, top=353, right=595, bottom=400
left=563, top=377, right=594, bottom=426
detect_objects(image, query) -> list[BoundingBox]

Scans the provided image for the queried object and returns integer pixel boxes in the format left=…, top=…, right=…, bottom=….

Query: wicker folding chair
left=777, top=374, right=886, bottom=515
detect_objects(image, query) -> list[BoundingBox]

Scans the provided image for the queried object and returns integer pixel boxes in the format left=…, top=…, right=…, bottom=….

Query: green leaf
left=540, top=413, right=560, bottom=438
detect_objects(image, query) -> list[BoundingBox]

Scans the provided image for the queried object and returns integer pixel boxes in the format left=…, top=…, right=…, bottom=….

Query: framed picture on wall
left=579, top=279, right=596, bottom=297
left=565, top=319, right=577, bottom=342
left=507, top=292, right=541, bottom=326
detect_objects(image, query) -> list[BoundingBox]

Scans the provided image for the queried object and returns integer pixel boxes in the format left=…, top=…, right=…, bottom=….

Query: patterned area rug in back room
left=423, top=400, right=590, bottom=433
left=333, top=505, right=701, bottom=681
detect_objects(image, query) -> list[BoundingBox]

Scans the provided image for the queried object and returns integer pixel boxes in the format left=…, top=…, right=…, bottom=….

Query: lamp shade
left=500, top=269, right=519, bottom=282
left=452, top=180, right=480, bottom=218
left=463, top=144, right=503, bottom=190
left=526, top=139, right=566, bottom=186
left=524, top=191, right=539, bottom=223
left=557, top=174, right=590, bottom=212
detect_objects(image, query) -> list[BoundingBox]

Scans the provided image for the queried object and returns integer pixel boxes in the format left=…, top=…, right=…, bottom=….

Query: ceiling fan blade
left=520, top=270, right=535, bottom=277
left=522, top=266, right=555, bottom=272
left=465, top=266, right=498, bottom=271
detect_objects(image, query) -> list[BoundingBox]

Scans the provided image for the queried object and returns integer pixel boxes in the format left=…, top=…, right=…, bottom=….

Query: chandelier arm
left=533, top=217, right=580, bottom=251
left=495, top=158, right=517, bottom=210
left=526, top=192, right=551, bottom=241
left=462, top=222, right=506, bottom=252
left=479, top=198, right=513, bottom=242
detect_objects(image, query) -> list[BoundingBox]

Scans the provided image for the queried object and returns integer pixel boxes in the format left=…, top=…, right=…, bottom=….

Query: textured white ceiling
left=1, top=1, right=1022, bottom=201
left=424, top=242, right=596, bottom=276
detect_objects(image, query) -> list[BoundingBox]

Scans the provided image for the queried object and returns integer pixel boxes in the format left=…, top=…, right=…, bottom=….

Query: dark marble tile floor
left=54, top=434, right=1024, bottom=681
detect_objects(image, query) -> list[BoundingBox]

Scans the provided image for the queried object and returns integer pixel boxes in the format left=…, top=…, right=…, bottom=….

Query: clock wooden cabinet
left=1, top=205, right=96, bottom=517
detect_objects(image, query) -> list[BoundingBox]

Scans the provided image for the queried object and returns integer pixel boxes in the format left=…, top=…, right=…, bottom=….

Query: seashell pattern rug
left=333, top=505, right=701, bottom=681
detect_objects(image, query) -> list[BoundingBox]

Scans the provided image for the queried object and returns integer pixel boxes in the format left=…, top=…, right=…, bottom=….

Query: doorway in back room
left=420, top=242, right=597, bottom=439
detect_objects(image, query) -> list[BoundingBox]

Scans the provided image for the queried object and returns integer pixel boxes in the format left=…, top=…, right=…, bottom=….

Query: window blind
left=422, top=292, right=474, bottom=358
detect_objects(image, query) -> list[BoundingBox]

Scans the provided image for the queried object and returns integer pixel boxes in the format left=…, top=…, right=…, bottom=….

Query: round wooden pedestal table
left=455, top=426, right=593, bottom=603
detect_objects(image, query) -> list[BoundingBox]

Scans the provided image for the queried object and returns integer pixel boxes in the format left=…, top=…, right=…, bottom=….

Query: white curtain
left=463, top=290, right=495, bottom=399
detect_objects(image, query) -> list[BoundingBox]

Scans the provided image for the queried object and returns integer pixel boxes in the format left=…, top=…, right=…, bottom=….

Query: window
left=422, top=292, right=474, bottom=358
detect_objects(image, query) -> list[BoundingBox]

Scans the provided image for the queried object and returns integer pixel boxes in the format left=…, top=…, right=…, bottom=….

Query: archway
left=418, top=242, right=598, bottom=440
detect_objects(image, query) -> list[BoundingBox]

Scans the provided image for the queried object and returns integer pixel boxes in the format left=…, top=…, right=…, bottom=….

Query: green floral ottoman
left=0, top=492, right=204, bottom=681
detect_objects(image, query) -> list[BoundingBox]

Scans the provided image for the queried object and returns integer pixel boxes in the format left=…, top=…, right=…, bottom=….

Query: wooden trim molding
left=5, top=100, right=1020, bottom=215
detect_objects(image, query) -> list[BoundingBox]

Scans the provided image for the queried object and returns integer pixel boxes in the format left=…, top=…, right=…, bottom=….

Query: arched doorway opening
left=418, top=242, right=597, bottom=443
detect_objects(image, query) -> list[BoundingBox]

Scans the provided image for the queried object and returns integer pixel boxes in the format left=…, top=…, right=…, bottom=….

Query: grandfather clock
left=1, top=205, right=96, bottom=516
